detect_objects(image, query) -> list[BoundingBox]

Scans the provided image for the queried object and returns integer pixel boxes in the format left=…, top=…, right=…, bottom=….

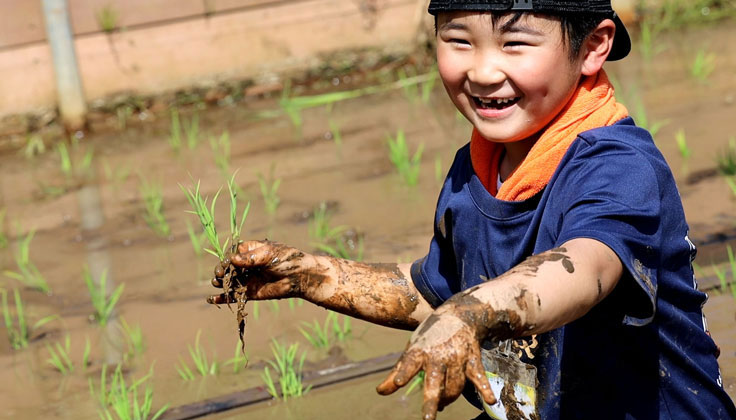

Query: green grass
left=84, top=266, right=124, bottom=327
left=46, top=334, right=75, bottom=375
left=138, top=176, right=171, bottom=237
left=96, top=5, right=118, bottom=33
left=691, top=49, right=716, bottom=83
left=716, top=137, right=736, bottom=176
left=224, top=340, right=249, bottom=374
left=387, top=129, right=423, bottom=186
left=261, top=340, right=311, bottom=400
left=90, top=364, right=169, bottom=420
left=3, top=229, right=51, bottom=294
left=175, top=330, right=219, bottom=380
left=210, top=131, right=231, bottom=175
left=121, top=318, right=145, bottom=362
left=308, top=202, right=346, bottom=246
left=258, top=166, right=281, bottom=217
left=675, top=129, right=692, bottom=160
left=1, top=288, right=58, bottom=350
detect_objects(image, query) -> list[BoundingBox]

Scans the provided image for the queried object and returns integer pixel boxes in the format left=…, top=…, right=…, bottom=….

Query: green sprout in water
left=314, top=234, right=364, bottom=261
left=1, top=288, right=57, bottom=350
left=0, top=209, right=7, bottom=249
left=675, top=129, right=692, bottom=160
left=84, top=266, right=124, bottom=327
left=690, top=49, right=716, bottom=83
left=261, top=340, right=311, bottom=400
left=308, top=202, right=346, bottom=247
left=258, top=166, right=281, bottom=217
left=4, top=228, right=51, bottom=294
left=726, top=177, right=736, bottom=198
left=181, top=181, right=226, bottom=260
left=90, top=364, right=169, bottom=420
left=121, top=318, right=146, bottom=362
left=224, top=340, right=249, bottom=374
left=46, top=334, right=75, bottom=375
left=387, top=129, right=424, bottom=187
left=712, top=245, right=736, bottom=299
left=185, top=220, right=207, bottom=257
left=138, top=176, right=171, bottom=237
left=96, top=5, right=119, bottom=33
left=175, top=330, right=220, bottom=380
left=716, top=137, right=736, bottom=177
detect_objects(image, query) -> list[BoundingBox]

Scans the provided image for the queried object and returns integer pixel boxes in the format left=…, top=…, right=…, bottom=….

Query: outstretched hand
left=207, top=240, right=313, bottom=304
left=376, top=310, right=496, bottom=420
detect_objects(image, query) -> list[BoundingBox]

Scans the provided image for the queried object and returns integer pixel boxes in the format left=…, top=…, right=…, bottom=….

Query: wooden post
left=41, top=0, right=87, bottom=131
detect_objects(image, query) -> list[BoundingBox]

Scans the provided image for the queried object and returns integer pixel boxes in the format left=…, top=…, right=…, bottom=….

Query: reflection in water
left=77, top=183, right=124, bottom=365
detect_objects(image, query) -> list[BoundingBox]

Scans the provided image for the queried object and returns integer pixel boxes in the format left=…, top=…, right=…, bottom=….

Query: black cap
left=428, top=0, right=631, bottom=61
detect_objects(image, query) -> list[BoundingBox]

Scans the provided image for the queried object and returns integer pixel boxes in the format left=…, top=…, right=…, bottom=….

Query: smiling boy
left=209, top=1, right=736, bottom=419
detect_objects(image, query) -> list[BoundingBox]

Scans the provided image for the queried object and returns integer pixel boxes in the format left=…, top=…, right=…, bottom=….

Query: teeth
left=478, top=97, right=515, bottom=106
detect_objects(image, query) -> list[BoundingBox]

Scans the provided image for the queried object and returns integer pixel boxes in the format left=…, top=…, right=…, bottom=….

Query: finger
left=376, top=352, right=422, bottom=395
left=214, top=265, right=226, bottom=279
left=206, top=292, right=235, bottom=305
left=465, top=351, right=496, bottom=405
left=246, top=280, right=296, bottom=300
left=211, top=276, right=223, bottom=288
left=231, top=246, right=280, bottom=268
left=421, top=365, right=446, bottom=420
left=236, top=240, right=269, bottom=254
left=439, top=363, right=465, bottom=410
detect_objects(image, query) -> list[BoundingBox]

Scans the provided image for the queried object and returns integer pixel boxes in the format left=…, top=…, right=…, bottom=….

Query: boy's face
left=436, top=12, right=585, bottom=144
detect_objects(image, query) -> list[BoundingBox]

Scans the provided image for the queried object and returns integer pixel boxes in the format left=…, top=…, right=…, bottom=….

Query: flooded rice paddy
left=1, top=18, right=736, bottom=420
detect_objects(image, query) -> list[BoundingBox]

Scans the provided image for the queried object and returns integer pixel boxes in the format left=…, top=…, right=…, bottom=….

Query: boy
left=209, top=1, right=736, bottom=418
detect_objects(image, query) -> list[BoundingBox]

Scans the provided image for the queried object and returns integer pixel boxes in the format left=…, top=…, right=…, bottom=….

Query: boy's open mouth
left=473, top=96, right=520, bottom=110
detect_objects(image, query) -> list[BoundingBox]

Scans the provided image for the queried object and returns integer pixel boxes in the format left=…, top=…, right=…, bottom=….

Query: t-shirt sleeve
left=555, top=139, right=661, bottom=326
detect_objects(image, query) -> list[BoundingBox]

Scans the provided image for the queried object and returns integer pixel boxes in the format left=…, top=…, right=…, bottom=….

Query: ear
left=580, top=19, right=616, bottom=76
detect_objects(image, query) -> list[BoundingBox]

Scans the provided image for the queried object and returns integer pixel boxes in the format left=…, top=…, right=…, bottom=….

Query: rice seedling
left=175, top=330, right=219, bottom=380
left=314, top=235, right=364, bottom=261
left=712, top=245, right=736, bottom=299
left=169, top=108, right=183, bottom=154
left=181, top=181, right=225, bottom=260
left=726, top=177, right=736, bottom=198
left=690, top=49, right=716, bottom=83
left=327, top=118, right=342, bottom=150
left=1, top=288, right=58, bottom=350
left=675, top=129, right=692, bottom=160
left=257, top=166, right=281, bottom=217
left=637, top=19, right=666, bottom=61
left=184, top=112, right=200, bottom=150
left=279, top=81, right=304, bottom=135
left=96, top=5, right=118, bottom=33
left=58, top=141, right=73, bottom=179
left=631, top=96, right=668, bottom=140
left=138, top=176, right=171, bottom=237
left=299, top=316, right=332, bottom=349
left=3, top=229, right=51, bottom=294
left=210, top=131, right=231, bottom=175
left=84, top=266, right=124, bottom=327
left=103, top=160, right=131, bottom=191
left=224, top=340, right=248, bottom=374
left=647, top=0, right=736, bottom=31
left=421, top=66, right=439, bottom=104
left=83, top=336, right=91, bottom=370
left=387, top=129, right=424, bottom=186
left=0, top=209, right=7, bottom=249
left=90, top=364, right=169, bottom=420
left=261, top=340, right=311, bottom=400
left=121, top=318, right=145, bottom=362
left=56, top=137, right=95, bottom=184
left=434, top=155, right=444, bottom=184
left=308, top=202, right=346, bottom=246
left=716, top=137, right=736, bottom=176
left=185, top=220, right=206, bottom=257
left=46, top=334, right=74, bottom=375
left=404, top=370, right=425, bottom=396
left=398, top=67, right=420, bottom=104
left=23, top=134, right=45, bottom=159
left=331, top=311, right=352, bottom=341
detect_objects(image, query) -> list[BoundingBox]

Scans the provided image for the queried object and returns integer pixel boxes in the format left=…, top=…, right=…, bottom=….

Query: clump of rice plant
left=90, top=364, right=169, bottom=420
left=314, top=234, right=364, bottom=261
left=57, top=137, right=94, bottom=182
left=691, top=49, right=716, bottom=83
left=23, top=134, right=45, bottom=159
left=0, top=209, right=8, bottom=249
left=181, top=181, right=226, bottom=260
left=257, top=165, right=281, bottom=217
left=96, top=5, right=118, bottom=33
left=46, top=334, right=75, bottom=375
left=175, top=330, right=219, bottom=380
left=308, top=202, right=346, bottom=246
left=300, top=311, right=352, bottom=349
left=675, top=129, right=692, bottom=160
left=387, top=130, right=423, bottom=187
left=121, top=318, right=145, bottom=362
left=138, top=176, right=171, bottom=237
left=712, top=245, right=736, bottom=299
left=1, top=288, right=58, bottom=350
left=210, top=131, right=231, bottom=175
left=716, top=137, right=736, bottom=176
left=185, top=220, right=206, bottom=257
left=224, top=340, right=248, bottom=374
left=4, top=229, right=51, bottom=294
left=261, top=340, right=311, bottom=400
left=84, top=266, right=124, bottom=327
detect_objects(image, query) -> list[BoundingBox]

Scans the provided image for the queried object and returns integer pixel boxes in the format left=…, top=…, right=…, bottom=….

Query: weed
left=691, top=49, right=716, bottom=83
left=91, top=364, right=169, bottom=420
left=96, top=5, right=119, bottom=33
left=138, top=176, right=171, bottom=237
left=3, top=229, right=51, bottom=294
left=181, top=180, right=226, bottom=260
left=224, top=340, right=249, bottom=374
left=257, top=166, right=281, bottom=217
left=121, top=318, right=145, bottom=362
left=84, top=266, right=124, bottom=327
left=308, top=202, right=346, bottom=246
left=175, top=330, right=219, bottom=380
left=46, top=334, right=74, bottom=374
left=1, top=288, right=57, bottom=349
left=675, top=129, right=692, bottom=160
left=716, top=137, right=736, bottom=176
left=387, top=130, right=424, bottom=186
left=210, top=131, right=231, bottom=176
left=261, top=340, right=311, bottom=400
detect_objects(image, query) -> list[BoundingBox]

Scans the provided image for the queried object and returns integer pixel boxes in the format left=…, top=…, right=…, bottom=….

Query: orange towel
left=470, top=70, right=629, bottom=201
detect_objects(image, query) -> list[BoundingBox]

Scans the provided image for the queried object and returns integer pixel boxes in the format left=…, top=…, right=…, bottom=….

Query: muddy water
left=1, top=19, right=735, bottom=420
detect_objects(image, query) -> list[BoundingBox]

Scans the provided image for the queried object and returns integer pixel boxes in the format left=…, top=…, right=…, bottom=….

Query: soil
left=0, top=17, right=735, bottom=420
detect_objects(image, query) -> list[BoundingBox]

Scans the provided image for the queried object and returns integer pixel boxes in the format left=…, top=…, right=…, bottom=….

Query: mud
left=515, top=247, right=575, bottom=275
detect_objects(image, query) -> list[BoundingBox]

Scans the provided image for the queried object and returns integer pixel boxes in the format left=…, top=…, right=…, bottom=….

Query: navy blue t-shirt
left=411, top=118, right=736, bottom=419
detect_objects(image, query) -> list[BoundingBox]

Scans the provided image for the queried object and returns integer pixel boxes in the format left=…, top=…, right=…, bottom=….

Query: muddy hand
left=376, top=312, right=496, bottom=420
left=208, top=240, right=311, bottom=303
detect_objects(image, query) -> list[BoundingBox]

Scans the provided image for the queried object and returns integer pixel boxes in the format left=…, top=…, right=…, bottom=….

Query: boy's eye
left=504, top=41, right=528, bottom=49
left=449, top=39, right=470, bottom=46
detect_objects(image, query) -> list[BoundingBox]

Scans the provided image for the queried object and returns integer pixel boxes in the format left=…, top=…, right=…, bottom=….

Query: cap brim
left=608, top=13, right=631, bottom=61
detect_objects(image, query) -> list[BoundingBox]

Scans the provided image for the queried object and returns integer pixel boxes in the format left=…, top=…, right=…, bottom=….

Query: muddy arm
left=376, top=237, right=623, bottom=420
left=209, top=240, right=435, bottom=330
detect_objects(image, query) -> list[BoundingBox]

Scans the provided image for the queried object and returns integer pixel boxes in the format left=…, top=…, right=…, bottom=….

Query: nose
left=467, top=51, right=506, bottom=87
